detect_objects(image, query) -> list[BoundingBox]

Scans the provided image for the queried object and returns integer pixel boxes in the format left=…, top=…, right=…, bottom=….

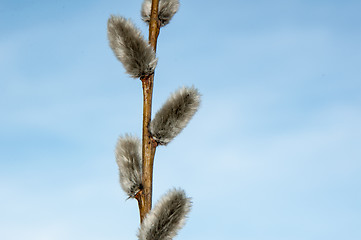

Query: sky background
left=1, top=0, right=361, bottom=239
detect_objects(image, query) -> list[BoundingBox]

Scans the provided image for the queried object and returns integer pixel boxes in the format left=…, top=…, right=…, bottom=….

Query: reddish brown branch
left=149, top=0, right=161, bottom=51
left=137, top=0, right=161, bottom=223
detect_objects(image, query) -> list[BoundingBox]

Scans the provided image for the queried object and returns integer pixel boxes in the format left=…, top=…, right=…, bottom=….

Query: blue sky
left=1, top=0, right=361, bottom=239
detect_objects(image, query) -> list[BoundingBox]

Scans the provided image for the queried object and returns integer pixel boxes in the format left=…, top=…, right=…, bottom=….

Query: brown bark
left=149, top=0, right=161, bottom=50
left=136, top=0, right=161, bottom=223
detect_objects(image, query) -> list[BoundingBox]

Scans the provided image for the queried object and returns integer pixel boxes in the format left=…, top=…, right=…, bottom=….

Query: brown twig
left=137, top=0, right=161, bottom=223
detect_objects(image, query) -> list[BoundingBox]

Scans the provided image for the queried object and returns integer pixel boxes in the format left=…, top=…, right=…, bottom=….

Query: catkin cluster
left=108, top=1, right=200, bottom=239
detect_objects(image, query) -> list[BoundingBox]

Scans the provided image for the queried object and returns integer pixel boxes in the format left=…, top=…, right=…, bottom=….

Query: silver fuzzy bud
left=150, top=86, right=201, bottom=145
left=107, top=16, right=158, bottom=78
left=138, top=189, right=192, bottom=240
left=141, top=0, right=180, bottom=27
left=115, top=134, right=142, bottom=198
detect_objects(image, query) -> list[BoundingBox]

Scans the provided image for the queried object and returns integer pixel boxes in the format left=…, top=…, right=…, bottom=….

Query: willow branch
left=137, top=0, right=161, bottom=223
left=148, top=0, right=161, bottom=51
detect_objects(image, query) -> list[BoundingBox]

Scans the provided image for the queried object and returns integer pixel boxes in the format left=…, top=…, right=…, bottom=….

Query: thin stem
left=149, top=0, right=161, bottom=50
left=137, top=0, right=161, bottom=223
left=138, top=75, right=158, bottom=221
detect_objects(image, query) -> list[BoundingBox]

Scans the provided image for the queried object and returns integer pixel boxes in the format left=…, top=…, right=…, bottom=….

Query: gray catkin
left=115, top=134, right=142, bottom=198
left=107, top=16, right=157, bottom=78
left=138, top=189, right=192, bottom=240
left=149, top=86, right=201, bottom=145
left=141, top=0, right=180, bottom=27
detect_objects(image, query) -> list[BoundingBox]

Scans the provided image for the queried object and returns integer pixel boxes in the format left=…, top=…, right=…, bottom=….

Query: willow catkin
left=138, top=189, right=192, bottom=240
left=115, top=134, right=142, bottom=198
left=107, top=16, right=157, bottom=78
left=150, top=86, right=201, bottom=145
left=141, top=0, right=180, bottom=27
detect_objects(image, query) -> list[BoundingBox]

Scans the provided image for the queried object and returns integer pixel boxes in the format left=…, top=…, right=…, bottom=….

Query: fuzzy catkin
left=138, top=189, right=191, bottom=240
left=141, top=0, right=180, bottom=27
left=149, top=86, right=201, bottom=145
left=107, top=16, right=157, bottom=78
left=115, top=134, right=142, bottom=198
